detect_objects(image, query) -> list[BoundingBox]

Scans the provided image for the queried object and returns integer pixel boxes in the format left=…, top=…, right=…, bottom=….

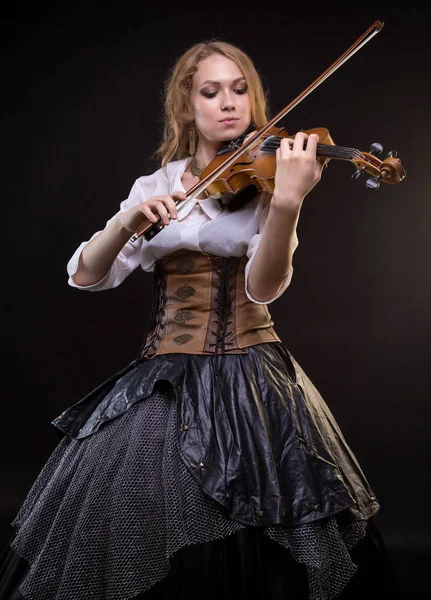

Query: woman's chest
left=144, top=197, right=262, bottom=257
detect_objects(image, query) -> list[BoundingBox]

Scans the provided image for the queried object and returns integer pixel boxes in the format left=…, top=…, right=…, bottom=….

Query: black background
left=1, top=3, right=429, bottom=598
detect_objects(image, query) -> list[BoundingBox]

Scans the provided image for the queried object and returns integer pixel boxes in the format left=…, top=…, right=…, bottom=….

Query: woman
left=0, top=41, right=400, bottom=599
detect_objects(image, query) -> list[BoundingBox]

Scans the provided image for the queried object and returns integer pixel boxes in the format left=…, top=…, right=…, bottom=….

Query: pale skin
left=72, top=53, right=328, bottom=302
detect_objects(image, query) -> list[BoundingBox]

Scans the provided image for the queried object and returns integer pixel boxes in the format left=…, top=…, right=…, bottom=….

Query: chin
left=220, top=126, right=247, bottom=142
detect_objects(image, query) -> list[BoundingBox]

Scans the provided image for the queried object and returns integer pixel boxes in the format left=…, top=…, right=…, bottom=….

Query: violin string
left=260, top=136, right=365, bottom=161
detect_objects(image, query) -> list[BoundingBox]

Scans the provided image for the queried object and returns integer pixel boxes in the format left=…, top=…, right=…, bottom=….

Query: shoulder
left=165, top=157, right=189, bottom=174
left=127, top=159, right=185, bottom=198
left=133, top=158, right=188, bottom=190
left=143, top=158, right=188, bottom=180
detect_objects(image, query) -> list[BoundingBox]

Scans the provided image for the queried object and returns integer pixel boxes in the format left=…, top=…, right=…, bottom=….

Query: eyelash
left=202, top=88, right=248, bottom=98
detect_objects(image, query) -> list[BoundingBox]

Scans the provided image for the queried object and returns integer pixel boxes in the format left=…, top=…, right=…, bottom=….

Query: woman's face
left=189, top=53, right=251, bottom=147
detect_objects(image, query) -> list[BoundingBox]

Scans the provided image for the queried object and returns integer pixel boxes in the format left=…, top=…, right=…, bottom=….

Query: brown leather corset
left=139, top=249, right=281, bottom=358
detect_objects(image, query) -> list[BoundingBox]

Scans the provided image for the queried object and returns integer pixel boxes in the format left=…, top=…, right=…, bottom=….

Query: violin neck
left=316, top=143, right=363, bottom=161
left=261, top=135, right=364, bottom=162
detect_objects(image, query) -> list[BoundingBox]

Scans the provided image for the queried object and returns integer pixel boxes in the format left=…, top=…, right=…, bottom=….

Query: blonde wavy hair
left=155, top=40, right=269, bottom=168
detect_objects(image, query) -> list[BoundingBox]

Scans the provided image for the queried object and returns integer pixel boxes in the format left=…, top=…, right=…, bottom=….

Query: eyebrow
left=199, top=77, right=246, bottom=88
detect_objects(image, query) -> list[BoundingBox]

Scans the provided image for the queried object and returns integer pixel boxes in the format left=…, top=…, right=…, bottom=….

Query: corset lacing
left=209, top=258, right=234, bottom=361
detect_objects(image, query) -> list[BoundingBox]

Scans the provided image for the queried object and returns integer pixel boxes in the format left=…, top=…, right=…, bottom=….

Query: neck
left=192, top=138, right=224, bottom=169
left=192, top=150, right=215, bottom=169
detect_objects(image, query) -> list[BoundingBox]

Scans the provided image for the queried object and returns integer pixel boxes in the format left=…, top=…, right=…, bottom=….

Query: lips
left=220, top=118, right=239, bottom=124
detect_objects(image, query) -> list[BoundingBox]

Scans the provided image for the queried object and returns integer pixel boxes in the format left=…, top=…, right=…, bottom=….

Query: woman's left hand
left=272, top=131, right=329, bottom=211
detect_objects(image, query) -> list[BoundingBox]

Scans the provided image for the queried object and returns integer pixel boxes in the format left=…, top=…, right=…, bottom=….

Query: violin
left=131, top=20, right=406, bottom=243
left=201, top=124, right=405, bottom=200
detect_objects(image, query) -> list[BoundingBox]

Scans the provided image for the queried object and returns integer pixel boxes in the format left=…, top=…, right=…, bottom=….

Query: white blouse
left=67, top=157, right=298, bottom=304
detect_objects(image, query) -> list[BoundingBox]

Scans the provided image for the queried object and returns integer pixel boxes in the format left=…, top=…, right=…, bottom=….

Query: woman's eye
left=201, top=87, right=247, bottom=98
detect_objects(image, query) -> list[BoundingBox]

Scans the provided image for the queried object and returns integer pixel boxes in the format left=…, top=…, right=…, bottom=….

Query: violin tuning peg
left=384, top=149, right=397, bottom=158
left=352, top=166, right=367, bottom=180
left=369, top=142, right=383, bottom=155
left=365, top=175, right=381, bottom=189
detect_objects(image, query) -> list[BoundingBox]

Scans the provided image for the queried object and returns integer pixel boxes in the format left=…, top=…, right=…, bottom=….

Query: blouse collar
left=169, top=158, right=225, bottom=221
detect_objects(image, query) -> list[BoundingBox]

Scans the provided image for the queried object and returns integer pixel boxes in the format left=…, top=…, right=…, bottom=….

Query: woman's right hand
left=117, top=191, right=186, bottom=234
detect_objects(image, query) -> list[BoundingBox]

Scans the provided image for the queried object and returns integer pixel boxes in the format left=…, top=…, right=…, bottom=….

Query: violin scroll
left=350, top=142, right=406, bottom=189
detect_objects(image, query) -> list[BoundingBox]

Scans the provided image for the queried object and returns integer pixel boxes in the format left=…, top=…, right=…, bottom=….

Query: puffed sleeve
left=66, top=172, right=163, bottom=291
left=244, top=202, right=298, bottom=304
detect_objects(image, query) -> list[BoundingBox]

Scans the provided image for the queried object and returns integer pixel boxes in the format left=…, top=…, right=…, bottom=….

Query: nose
left=221, top=92, right=235, bottom=111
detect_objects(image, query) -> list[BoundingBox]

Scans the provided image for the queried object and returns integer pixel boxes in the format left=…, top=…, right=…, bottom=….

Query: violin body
left=201, top=126, right=288, bottom=199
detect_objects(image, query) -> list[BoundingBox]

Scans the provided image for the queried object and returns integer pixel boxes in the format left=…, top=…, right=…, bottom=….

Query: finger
left=291, top=131, right=308, bottom=153
left=170, top=191, right=186, bottom=218
left=305, top=133, right=319, bottom=156
left=164, top=194, right=181, bottom=221
left=155, top=200, right=171, bottom=226
left=160, top=196, right=178, bottom=219
left=279, top=137, right=293, bottom=157
left=141, top=204, right=159, bottom=223
left=171, top=190, right=186, bottom=202
left=167, top=198, right=178, bottom=220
